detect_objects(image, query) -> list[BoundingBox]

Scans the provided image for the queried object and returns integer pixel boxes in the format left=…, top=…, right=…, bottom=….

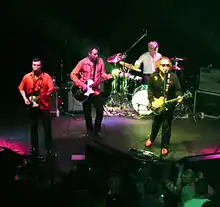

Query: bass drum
left=131, top=85, right=152, bottom=115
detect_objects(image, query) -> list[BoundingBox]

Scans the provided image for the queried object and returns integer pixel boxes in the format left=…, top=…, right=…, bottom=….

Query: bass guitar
left=27, top=87, right=59, bottom=109
left=71, top=76, right=112, bottom=102
left=150, top=91, right=192, bottom=115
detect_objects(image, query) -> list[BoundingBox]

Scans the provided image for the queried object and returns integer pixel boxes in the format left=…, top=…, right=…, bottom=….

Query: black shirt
left=148, top=71, right=181, bottom=104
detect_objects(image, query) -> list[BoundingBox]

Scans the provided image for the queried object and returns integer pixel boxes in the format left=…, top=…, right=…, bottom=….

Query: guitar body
left=151, top=92, right=193, bottom=115
left=151, top=97, right=166, bottom=115
left=29, top=95, right=39, bottom=107
left=71, top=79, right=95, bottom=102
left=71, top=77, right=112, bottom=103
left=26, top=87, right=59, bottom=110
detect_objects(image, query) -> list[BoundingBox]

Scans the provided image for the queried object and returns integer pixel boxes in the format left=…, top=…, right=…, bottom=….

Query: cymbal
left=119, top=61, right=141, bottom=72
left=107, top=53, right=126, bottom=63
left=172, top=65, right=183, bottom=71
left=170, top=57, right=185, bottom=61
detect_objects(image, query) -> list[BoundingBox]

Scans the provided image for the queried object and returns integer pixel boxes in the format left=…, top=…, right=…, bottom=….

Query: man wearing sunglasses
left=134, top=41, right=162, bottom=84
left=145, top=57, right=183, bottom=155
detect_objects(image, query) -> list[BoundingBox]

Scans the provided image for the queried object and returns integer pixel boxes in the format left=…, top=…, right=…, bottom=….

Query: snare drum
left=131, top=85, right=152, bottom=115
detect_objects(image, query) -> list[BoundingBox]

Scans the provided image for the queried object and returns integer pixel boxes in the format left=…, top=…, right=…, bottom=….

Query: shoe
left=161, top=148, right=169, bottom=156
left=30, top=148, right=39, bottom=156
left=86, top=131, right=94, bottom=137
left=47, top=150, right=57, bottom=158
left=94, top=132, right=101, bottom=137
left=145, top=138, right=152, bottom=147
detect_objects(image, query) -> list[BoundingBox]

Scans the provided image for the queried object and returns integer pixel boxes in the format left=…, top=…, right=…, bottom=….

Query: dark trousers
left=150, top=107, right=174, bottom=148
left=29, top=108, right=52, bottom=152
left=83, top=94, right=104, bottom=134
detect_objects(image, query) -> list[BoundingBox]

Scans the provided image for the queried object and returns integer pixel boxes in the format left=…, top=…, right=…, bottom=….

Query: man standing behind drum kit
left=134, top=41, right=162, bottom=85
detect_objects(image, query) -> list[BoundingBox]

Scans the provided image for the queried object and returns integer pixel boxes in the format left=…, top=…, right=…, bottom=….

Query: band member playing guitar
left=134, top=41, right=162, bottom=84
left=146, top=57, right=183, bottom=156
left=18, top=58, right=55, bottom=158
left=70, top=47, right=112, bottom=137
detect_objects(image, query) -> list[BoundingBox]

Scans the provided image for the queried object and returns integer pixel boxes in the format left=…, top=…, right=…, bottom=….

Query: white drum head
left=132, top=89, right=152, bottom=115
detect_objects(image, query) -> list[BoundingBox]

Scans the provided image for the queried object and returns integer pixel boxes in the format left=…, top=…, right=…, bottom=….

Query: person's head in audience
left=182, top=169, right=196, bottom=185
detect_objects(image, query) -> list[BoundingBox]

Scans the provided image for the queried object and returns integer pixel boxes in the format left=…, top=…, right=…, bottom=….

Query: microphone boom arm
left=124, top=29, right=148, bottom=55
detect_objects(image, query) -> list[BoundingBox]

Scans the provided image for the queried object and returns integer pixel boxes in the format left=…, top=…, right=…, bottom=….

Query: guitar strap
left=92, top=59, right=97, bottom=81
left=31, top=72, right=44, bottom=96
left=163, top=72, right=171, bottom=98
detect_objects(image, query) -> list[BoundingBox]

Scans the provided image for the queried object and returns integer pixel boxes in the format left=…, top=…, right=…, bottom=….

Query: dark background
left=2, top=0, right=220, bottom=115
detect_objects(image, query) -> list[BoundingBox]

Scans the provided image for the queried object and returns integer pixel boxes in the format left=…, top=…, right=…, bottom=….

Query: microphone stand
left=60, top=60, right=64, bottom=87
left=123, top=29, right=148, bottom=57
left=160, top=72, right=167, bottom=160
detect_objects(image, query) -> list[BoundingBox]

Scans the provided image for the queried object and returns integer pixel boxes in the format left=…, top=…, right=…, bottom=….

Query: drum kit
left=105, top=53, right=186, bottom=117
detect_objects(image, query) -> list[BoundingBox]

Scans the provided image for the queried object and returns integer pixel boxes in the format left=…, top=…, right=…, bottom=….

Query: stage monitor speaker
left=0, top=147, right=24, bottom=179
left=86, top=141, right=173, bottom=181
left=86, top=141, right=137, bottom=172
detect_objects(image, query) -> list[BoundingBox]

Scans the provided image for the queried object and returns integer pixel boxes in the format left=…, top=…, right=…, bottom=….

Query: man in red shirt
left=70, top=47, right=112, bottom=137
left=18, top=58, right=55, bottom=158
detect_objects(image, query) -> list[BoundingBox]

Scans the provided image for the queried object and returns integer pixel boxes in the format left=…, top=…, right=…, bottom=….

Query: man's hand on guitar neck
left=177, top=95, right=183, bottom=103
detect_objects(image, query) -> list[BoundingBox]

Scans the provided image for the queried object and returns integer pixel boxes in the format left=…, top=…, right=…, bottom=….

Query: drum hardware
left=131, top=85, right=152, bottom=116
left=107, top=53, right=127, bottom=64
left=170, top=57, right=185, bottom=71
left=173, top=100, right=191, bottom=120
left=105, top=30, right=148, bottom=116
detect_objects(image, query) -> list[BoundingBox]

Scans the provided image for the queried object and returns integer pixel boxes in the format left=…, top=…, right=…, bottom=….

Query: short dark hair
left=88, top=46, right=99, bottom=53
left=32, top=57, right=42, bottom=62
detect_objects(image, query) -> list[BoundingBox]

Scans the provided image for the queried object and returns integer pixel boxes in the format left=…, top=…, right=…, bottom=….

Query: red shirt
left=18, top=72, right=54, bottom=110
left=70, top=57, right=110, bottom=95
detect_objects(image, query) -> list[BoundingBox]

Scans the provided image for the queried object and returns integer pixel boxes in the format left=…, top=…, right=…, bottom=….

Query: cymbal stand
left=106, top=75, right=122, bottom=109
left=119, top=67, right=132, bottom=111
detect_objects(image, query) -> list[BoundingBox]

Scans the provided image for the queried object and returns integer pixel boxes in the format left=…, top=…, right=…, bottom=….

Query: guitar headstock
left=183, top=91, right=193, bottom=99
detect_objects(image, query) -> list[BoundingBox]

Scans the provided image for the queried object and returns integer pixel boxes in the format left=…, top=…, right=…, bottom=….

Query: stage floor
left=1, top=110, right=220, bottom=171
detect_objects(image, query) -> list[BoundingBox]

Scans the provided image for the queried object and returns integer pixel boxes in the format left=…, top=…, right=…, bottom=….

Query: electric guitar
left=150, top=92, right=192, bottom=115
left=71, top=76, right=112, bottom=102
left=27, top=87, right=59, bottom=109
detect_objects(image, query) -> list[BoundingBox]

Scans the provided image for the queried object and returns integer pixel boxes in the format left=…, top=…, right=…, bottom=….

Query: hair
left=148, top=41, right=158, bottom=49
left=155, top=56, right=172, bottom=71
left=32, top=57, right=42, bottom=62
left=88, top=46, right=99, bottom=54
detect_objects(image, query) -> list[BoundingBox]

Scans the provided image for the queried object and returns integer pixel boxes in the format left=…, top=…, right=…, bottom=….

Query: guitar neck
left=31, top=88, right=58, bottom=101
left=90, top=78, right=106, bottom=88
left=166, top=94, right=188, bottom=104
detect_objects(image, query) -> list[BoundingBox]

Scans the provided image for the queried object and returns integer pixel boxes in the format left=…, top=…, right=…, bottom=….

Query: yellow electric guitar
left=150, top=92, right=192, bottom=115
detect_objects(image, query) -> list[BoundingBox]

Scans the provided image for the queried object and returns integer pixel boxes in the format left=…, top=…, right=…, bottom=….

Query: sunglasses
left=160, top=64, right=169, bottom=67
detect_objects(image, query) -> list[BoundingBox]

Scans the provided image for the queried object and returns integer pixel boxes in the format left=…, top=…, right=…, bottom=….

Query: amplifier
left=50, top=92, right=58, bottom=114
left=63, top=88, right=83, bottom=112
left=193, top=90, right=220, bottom=116
left=199, top=67, right=220, bottom=94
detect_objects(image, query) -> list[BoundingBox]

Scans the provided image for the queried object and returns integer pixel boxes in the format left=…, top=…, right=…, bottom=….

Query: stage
left=0, top=109, right=220, bottom=171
